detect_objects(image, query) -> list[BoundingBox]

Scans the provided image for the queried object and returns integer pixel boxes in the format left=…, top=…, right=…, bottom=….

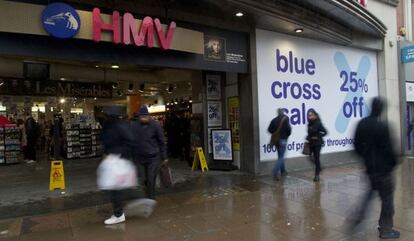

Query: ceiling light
left=0, top=80, right=4, bottom=87
left=111, top=64, right=120, bottom=69
left=167, top=85, right=174, bottom=94
left=60, top=77, right=66, bottom=81
left=59, top=98, right=66, bottom=104
left=95, top=65, right=100, bottom=68
left=235, top=12, right=244, bottom=17
left=294, top=28, right=304, bottom=33
left=112, top=82, right=118, bottom=89
left=94, top=97, right=97, bottom=100
left=117, top=90, right=123, bottom=96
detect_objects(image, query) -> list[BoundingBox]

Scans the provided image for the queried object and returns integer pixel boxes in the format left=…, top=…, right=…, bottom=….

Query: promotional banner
left=256, top=29, right=378, bottom=161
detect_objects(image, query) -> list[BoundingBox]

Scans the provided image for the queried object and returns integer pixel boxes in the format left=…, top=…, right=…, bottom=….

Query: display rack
left=66, top=126, right=80, bottom=159
left=65, top=126, right=102, bottom=159
left=3, top=125, right=21, bottom=164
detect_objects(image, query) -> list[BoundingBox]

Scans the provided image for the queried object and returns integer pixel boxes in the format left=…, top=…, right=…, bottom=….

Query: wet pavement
left=1, top=158, right=414, bottom=241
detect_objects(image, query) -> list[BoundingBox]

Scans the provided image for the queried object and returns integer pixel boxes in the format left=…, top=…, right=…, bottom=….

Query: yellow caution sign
left=192, top=147, right=209, bottom=172
left=49, top=160, right=65, bottom=191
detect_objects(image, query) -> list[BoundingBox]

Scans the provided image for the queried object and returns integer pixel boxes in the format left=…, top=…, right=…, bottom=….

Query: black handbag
left=302, top=142, right=310, bottom=155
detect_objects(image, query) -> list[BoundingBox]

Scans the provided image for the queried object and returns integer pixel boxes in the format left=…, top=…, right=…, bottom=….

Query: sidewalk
left=1, top=159, right=414, bottom=241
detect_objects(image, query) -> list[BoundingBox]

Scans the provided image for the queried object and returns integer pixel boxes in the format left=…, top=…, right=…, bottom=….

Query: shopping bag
left=124, top=198, right=157, bottom=218
left=97, top=154, right=137, bottom=190
left=159, top=164, right=173, bottom=188
left=302, top=142, right=310, bottom=155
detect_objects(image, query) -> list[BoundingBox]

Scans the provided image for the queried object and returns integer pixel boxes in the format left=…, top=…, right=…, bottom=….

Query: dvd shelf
left=1, top=125, right=21, bottom=164
left=66, top=126, right=102, bottom=159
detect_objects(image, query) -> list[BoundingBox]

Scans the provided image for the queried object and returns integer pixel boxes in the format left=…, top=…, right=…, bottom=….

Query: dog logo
left=42, top=3, right=81, bottom=39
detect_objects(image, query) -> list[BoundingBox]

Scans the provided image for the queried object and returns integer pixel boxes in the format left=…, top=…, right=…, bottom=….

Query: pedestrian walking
left=132, top=106, right=168, bottom=200
left=100, top=108, right=135, bottom=225
left=306, top=110, right=327, bottom=182
left=349, top=97, right=400, bottom=239
left=268, top=108, right=291, bottom=180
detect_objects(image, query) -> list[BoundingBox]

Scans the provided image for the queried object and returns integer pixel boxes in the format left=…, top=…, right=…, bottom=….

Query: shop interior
left=0, top=56, right=204, bottom=166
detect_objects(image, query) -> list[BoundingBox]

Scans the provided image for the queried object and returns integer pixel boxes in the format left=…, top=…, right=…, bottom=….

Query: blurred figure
left=25, top=115, right=39, bottom=163
left=306, top=110, right=327, bottom=182
left=350, top=97, right=400, bottom=239
left=101, top=108, right=134, bottom=225
left=17, top=119, right=27, bottom=159
left=132, top=106, right=167, bottom=200
left=268, top=108, right=291, bottom=180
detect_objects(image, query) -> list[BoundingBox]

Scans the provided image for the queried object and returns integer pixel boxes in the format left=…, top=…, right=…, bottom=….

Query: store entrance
left=406, top=103, right=414, bottom=155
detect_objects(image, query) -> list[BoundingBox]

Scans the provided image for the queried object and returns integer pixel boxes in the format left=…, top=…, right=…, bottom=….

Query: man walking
left=268, top=108, right=291, bottom=180
left=351, top=97, right=400, bottom=239
left=132, top=106, right=167, bottom=200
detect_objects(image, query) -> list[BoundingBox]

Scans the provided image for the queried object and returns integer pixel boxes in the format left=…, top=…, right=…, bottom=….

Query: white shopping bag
left=97, top=154, right=137, bottom=190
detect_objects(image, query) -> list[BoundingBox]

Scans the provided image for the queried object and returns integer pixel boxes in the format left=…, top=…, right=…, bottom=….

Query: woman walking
left=306, top=110, right=327, bottom=182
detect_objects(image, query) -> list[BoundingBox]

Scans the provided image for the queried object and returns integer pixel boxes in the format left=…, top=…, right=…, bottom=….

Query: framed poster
left=204, top=36, right=227, bottom=62
left=211, top=129, right=233, bottom=161
left=228, top=97, right=240, bottom=151
left=208, top=101, right=222, bottom=126
left=208, top=127, right=221, bottom=154
left=206, top=75, right=221, bottom=100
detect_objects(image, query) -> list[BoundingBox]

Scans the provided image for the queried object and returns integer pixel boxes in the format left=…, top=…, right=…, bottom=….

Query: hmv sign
left=356, top=0, right=367, bottom=7
left=41, top=2, right=176, bottom=50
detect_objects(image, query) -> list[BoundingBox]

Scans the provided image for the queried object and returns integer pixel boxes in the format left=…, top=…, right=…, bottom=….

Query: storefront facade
left=0, top=0, right=401, bottom=176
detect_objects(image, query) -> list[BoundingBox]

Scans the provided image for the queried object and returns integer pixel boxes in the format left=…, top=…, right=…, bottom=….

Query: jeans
left=137, top=159, right=160, bottom=200
left=352, top=173, right=395, bottom=231
left=309, top=144, right=322, bottom=177
left=108, top=190, right=123, bottom=217
left=272, top=139, right=287, bottom=176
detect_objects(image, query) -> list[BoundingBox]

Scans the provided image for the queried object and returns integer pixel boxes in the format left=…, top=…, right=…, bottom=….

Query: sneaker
left=104, top=214, right=125, bottom=225
left=379, top=229, right=400, bottom=239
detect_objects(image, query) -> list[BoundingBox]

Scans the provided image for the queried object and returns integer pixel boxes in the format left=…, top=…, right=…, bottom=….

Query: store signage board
left=0, top=1, right=203, bottom=54
left=401, top=45, right=414, bottom=64
left=0, top=78, right=112, bottom=98
left=356, top=0, right=367, bottom=7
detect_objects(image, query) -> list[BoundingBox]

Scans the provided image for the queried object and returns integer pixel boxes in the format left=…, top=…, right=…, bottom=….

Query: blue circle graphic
left=42, top=3, right=81, bottom=39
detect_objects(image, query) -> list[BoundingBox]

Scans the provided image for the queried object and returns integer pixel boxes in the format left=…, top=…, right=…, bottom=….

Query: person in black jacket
left=306, top=110, right=327, bottom=182
left=101, top=108, right=135, bottom=225
left=132, top=106, right=167, bottom=200
left=268, top=109, right=292, bottom=180
left=349, top=97, right=400, bottom=239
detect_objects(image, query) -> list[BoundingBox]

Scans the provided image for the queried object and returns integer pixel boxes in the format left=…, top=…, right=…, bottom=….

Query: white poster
left=256, top=29, right=378, bottom=161
left=206, top=75, right=221, bottom=100
left=212, top=129, right=233, bottom=160
left=406, top=82, right=414, bottom=102
left=208, top=101, right=222, bottom=126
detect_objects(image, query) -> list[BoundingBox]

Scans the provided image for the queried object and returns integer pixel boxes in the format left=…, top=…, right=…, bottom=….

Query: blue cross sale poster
left=256, top=29, right=378, bottom=161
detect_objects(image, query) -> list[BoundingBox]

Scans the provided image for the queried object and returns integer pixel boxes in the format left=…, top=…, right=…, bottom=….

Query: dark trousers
left=26, top=138, right=37, bottom=161
left=108, top=190, right=123, bottom=217
left=309, top=144, right=322, bottom=177
left=137, top=160, right=160, bottom=200
left=354, top=173, right=395, bottom=231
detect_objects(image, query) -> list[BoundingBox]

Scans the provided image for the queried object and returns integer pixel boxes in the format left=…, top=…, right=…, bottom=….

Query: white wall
left=367, top=0, right=401, bottom=152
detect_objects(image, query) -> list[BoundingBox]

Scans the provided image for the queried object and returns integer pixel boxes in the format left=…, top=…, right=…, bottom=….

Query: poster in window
left=206, top=75, right=221, bottom=100
left=208, top=101, right=222, bottom=126
left=211, top=129, right=233, bottom=161
left=204, top=36, right=226, bottom=62
left=208, top=127, right=221, bottom=154
left=228, top=97, right=240, bottom=151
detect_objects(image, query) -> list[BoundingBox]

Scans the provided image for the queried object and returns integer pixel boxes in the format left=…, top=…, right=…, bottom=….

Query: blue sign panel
left=42, top=3, right=81, bottom=39
left=401, top=45, right=414, bottom=64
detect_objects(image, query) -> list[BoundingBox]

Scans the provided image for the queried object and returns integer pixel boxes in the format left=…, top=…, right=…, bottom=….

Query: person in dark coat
left=349, top=97, right=400, bottom=239
left=268, top=108, right=292, bottom=180
left=101, top=108, right=135, bottom=225
left=306, top=110, right=327, bottom=182
left=25, top=115, right=39, bottom=163
left=132, top=106, right=167, bottom=200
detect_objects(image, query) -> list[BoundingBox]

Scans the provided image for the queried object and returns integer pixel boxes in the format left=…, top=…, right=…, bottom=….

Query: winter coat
left=131, top=119, right=167, bottom=162
left=307, top=119, right=327, bottom=146
left=102, top=118, right=135, bottom=160
left=267, top=114, right=292, bottom=140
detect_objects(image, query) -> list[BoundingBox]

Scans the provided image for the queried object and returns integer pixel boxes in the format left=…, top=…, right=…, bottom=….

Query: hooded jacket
left=353, top=98, right=397, bottom=175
